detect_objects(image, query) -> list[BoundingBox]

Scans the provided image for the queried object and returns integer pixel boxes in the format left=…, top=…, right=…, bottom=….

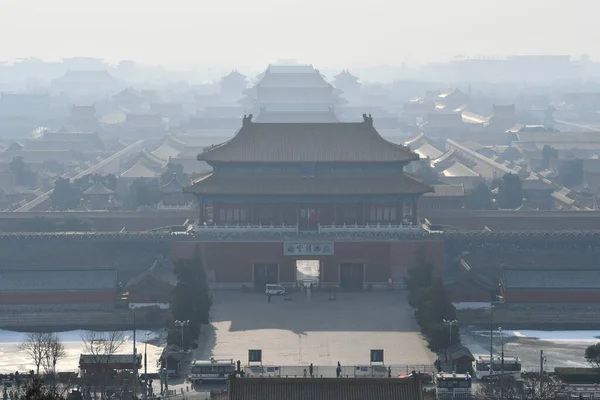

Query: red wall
left=447, top=289, right=491, bottom=302
left=0, top=291, right=116, bottom=305
left=172, top=240, right=444, bottom=284
left=390, top=240, right=445, bottom=278
left=505, top=290, right=600, bottom=303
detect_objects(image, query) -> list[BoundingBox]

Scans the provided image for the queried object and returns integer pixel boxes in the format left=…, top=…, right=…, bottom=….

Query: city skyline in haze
left=1, top=0, right=599, bottom=69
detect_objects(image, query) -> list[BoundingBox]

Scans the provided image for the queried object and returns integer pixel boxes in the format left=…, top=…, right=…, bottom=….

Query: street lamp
left=498, top=327, right=505, bottom=396
left=540, top=350, right=547, bottom=396
left=125, top=298, right=139, bottom=399
left=174, top=320, right=190, bottom=350
left=489, top=295, right=504, bottom=379
left=443, top=319, right=458, bottom=364
left=144, top=331, right=150, bottom=400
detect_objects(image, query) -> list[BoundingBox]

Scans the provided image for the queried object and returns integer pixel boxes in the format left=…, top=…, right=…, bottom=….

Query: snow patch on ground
left=0, top=330, right=163, bottom=374
left=453, top=302, right=491, bottom=310
left=507, top=330, right=600, bottom=342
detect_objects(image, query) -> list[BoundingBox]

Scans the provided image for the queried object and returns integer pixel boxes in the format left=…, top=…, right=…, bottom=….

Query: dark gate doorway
left=339, top=263, right=364, bottom=291
left=253, top=263, right=278, bottom=291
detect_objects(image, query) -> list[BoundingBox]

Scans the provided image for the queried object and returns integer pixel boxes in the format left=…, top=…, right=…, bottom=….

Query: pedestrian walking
left=309, top=363, right=314, bottom=377
left=336, top=362, right=341, bottom=378
left=388, top=366, right=392, bottom=378
left=303, top=369, right=307, bottom=378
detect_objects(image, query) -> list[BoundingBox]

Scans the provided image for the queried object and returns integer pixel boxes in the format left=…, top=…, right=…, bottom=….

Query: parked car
left=265, top=284, right=286, bottom=296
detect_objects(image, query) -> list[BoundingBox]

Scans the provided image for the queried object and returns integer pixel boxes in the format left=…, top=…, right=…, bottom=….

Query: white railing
left=193, top=223, right=423, bottom=234
left=194, top=223, right=298, bottom=233
left=156, top=202, right=196, bottom=210
left=318, top=223, right=422, bottom=233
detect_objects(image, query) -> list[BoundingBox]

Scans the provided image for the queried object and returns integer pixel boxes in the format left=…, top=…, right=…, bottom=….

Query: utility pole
left=443, top=319, right=458, bottom=365
left=499, top=327, right=504, bottom=397
left=144, top=332, right=149, bottom=400
left=132, top=306, right=138, bottom=399
left=540, top=350, right=547, bottom=396
left=489, top=304, right=494, bottom=379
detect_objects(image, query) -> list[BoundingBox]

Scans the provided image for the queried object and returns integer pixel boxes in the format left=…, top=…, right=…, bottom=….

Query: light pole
left=144, top=331, right=150, bottom=400
left=443, top=319, right=458, bottom=364
left=498, top=327, right=504, bottom=396
left=489, top=303, right=494, bottom=379
left=124, top=298, right=139, bottom=399
left=130, top=304, right=138, bottom=399
left=488, top=295, right=504, bottom=379
left=540, top=350, right=547, bottom=396
left=174, top=320, right=190, bottom=350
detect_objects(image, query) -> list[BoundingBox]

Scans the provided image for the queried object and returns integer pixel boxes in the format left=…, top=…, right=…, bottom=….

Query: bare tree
left=475, top=373, right=566, bottom=400
left=42, top=333, right=67, bottom=374
left=81, top=331, right=125, bottom=361
left=81, top=331, right=126, bottom=399
left=18, top=332, right=46, bottom=375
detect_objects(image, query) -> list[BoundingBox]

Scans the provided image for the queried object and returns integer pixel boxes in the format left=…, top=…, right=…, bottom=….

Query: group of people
left=2, top=387, right=20, bottom=400
left=301, top=362, right=343, bottom=378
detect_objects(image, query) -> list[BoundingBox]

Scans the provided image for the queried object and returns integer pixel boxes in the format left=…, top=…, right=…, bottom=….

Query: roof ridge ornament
left=242, top=114, right=253, bottom=126
left=362, top=113, right=373, bottom=126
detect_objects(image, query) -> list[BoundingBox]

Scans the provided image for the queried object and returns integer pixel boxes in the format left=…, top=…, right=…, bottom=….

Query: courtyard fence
left=242, top=364, right=435, bottom=379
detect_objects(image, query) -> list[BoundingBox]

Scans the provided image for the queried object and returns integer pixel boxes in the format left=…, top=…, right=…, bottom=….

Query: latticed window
left=219, top=207, right=248, bottom=222
left=368, top=206, right=397, bottom=222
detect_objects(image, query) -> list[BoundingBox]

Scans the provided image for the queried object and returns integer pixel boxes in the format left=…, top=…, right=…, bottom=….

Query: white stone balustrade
left=194, top=223, right=298, bottom=233
left=318, top=223, right=422, bottom=233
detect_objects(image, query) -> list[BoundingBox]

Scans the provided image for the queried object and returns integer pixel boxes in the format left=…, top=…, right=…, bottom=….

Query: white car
left=265, top=284, right=286, bottom=296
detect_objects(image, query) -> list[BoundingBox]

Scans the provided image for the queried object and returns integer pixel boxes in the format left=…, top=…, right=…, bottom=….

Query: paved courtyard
left=196, top=290, right=435, bottom=369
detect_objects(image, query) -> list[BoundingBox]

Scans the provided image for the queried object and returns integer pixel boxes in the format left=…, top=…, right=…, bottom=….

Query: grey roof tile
left=198, top=119, right=418, bottom=163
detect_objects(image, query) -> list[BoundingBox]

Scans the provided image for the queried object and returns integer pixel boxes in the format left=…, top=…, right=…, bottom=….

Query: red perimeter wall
left=504, top=290, right=600, bottom=303
left=0, top=291, right=116, bottom=305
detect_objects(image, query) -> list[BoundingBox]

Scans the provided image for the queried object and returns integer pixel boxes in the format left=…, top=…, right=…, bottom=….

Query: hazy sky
left=1, top=0, right=599, bottom=69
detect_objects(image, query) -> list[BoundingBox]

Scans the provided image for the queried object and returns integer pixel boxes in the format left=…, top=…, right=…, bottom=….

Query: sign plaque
left=284, top=242, right=334, bottom=256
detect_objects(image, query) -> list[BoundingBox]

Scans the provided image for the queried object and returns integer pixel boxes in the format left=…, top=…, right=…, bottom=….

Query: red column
left=199, top=198, right=205, bottom=223
left=413, top=198, right=418, bottom=225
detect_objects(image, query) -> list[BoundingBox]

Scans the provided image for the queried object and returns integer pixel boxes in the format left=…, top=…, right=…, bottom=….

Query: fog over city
left=3, top=1, right=600, bottom=399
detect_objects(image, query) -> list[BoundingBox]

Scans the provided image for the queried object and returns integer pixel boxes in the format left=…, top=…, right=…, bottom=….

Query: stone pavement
left=195, top=290, right=436, bottom=367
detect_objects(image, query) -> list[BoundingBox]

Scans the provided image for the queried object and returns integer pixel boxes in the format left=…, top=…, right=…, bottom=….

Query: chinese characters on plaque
left=284, top=242, right=334, bottom=256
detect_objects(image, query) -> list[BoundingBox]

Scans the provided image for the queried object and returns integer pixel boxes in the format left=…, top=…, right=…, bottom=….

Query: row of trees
left=9, top=156, right=37, bottom=188
left=51, top=174, right=118, bottom=210
left=404, top=249, right=459, bottom=352
left=167, top=245, right=212, bottom=349
left=467, top=173, right=524, bottom=210
left=50, top=163, right=190, bottom=210
left=476, top=373, right=565, bottom=400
